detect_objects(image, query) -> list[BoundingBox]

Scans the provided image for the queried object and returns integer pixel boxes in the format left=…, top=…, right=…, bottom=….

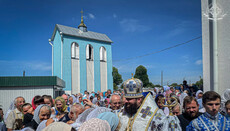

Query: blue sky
left=0, top=0, right=202, bottom=85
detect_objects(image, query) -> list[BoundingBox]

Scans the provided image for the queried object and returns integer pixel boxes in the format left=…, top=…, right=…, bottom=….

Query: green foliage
left=146, top=82, right=154, bottom=88
left=113, top=83, right=118, bottom=90
left=154, top=84, right=161, bottom=87
left=134, top=65, right=149, bottom=87
left=170, top=83, right=179, bottom=87
left=112, top=67, right=123, bottom=89
left=195, top=77, right=203, bottom=89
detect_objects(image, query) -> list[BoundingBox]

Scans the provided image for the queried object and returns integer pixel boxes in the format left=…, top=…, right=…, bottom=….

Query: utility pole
left=161, top=71, right=163, bottom=86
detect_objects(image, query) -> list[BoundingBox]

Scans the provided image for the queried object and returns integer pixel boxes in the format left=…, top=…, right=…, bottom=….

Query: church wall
left=105, top=44, right=113, bottom=92
left=53, top=31, right=62, bottom=79
left=62, top=36, right=88, bottom=93
left=62, top=37, right=72, bottom=91
left=54, top=33, right=113, bottom=93
left=92, top=41, right=101, bottom=93
left=202, top=0, right=230, bottom=95
left=216, top=0, right=230, bottom=95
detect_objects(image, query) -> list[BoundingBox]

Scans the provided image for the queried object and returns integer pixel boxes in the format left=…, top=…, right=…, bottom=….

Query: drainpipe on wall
left=49, top=39, right=53, bottom=76
left=60, top=32, right=63, bottom=79
left=212, top=0, right=218, bottom=92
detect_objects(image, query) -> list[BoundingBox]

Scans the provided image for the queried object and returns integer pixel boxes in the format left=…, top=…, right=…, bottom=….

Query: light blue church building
left=49, top=12, right=113, bottom=94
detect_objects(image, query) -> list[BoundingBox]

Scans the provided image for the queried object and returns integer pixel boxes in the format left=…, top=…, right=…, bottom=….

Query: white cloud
left=195, top=59, right=202, bottom=65
left=119, top=18, right=151, bottom=33
left=181, top=55, right=190, bottom=64
left=88, top=13, right=95, bottom=19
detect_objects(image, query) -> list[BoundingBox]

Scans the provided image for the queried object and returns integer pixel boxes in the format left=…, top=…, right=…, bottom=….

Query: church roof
left=0, top=76, right=65, bottom=88
left=51, top=24, right=113, bottom=43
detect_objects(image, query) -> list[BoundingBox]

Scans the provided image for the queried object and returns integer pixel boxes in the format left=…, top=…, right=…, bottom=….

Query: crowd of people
left=0, top=78, right=230, bottom=131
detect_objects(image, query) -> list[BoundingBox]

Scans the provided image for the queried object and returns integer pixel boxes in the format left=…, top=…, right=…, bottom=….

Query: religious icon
left=159, top=97, right=178, bottom=116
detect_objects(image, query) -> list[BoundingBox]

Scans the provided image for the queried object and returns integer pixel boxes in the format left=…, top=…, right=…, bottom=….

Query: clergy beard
left=124, top=102, right=138, bottom=116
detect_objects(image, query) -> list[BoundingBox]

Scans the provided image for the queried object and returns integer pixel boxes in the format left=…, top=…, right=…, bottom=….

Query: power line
left=113, top=35, right=202, bottom=62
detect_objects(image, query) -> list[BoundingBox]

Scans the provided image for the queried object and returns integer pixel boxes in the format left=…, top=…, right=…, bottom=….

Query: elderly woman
left=25, top=104, right=51, bottom=130
left=54, top=96, right=70, bottom=119
left=68, top=95, right=77, bottom=107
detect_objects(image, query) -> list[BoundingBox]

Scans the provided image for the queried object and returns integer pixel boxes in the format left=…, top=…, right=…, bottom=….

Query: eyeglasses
left=112, top=102, right=121, bottom=105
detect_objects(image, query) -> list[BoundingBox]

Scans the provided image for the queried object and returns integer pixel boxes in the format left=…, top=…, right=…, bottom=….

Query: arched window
left=100, top=47, right=106, bottom=62
left=86, top=44, right=93, bottom=60
left=71, top=42, right=79, bottom=59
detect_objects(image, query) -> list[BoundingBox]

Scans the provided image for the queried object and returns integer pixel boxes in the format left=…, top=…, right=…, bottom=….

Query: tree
left=112, top=67, right=123, bottom=90
left=146, top=82, right=154, bottom=88
left=134, top=65, right=149, bottom=87
left=170, top=83, right=179, bottom=87
left=194, top=76, right=203, bottom=90
left=154, top=84, right=161, bottom=87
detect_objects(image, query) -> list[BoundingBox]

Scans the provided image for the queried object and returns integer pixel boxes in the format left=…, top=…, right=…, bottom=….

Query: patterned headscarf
left=79, top=118, right=111, bottom=131
left=55, top=96, right=68, bottom=112
left=97, top=112, right=119, bottom=131
left=43, top=122, right=72, bottom=131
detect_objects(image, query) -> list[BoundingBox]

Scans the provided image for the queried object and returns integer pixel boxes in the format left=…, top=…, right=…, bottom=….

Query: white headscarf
left=86, top=107, right=111, bottom=121
left=195, top=90, right=203, bottom=99
left=33, top=104, right=51, bottom=124
left=220, top=89, right=230, bottom=114
left=4, top=97, right=17, bottom=122
left=69, top=95, right=78, bottom=105
left=179, top=92, right=188, bottom=110
left=71, top=108, right=95, bottom=130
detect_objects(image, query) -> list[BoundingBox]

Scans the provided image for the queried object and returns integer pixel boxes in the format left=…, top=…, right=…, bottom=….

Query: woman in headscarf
left=71, top=108, right=95, bottom=130
left=97, top=112, right=120, bottom=131
left=195, top=90, right=203, bottom=99
left=225, top=100, right=230, bottom=118
left=54, top=96, right=70, bottom=119
left=195, top=90, right=204, bottom=111
left=76, top=94, right=84, bottom=105
left=220, top=89, right=230, bottom=115
left=68, top=95, right=77, bottom=107
left=78, top=118, right=111, bottom=131
left=24, top=104, right=51, bottom=130
left=104, top=98, right=110, bottom=108
left=86, top=107, right=111, bottom=121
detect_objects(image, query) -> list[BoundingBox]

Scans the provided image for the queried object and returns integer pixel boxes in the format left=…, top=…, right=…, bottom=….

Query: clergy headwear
left=123, top=74, right=143, bottom=98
